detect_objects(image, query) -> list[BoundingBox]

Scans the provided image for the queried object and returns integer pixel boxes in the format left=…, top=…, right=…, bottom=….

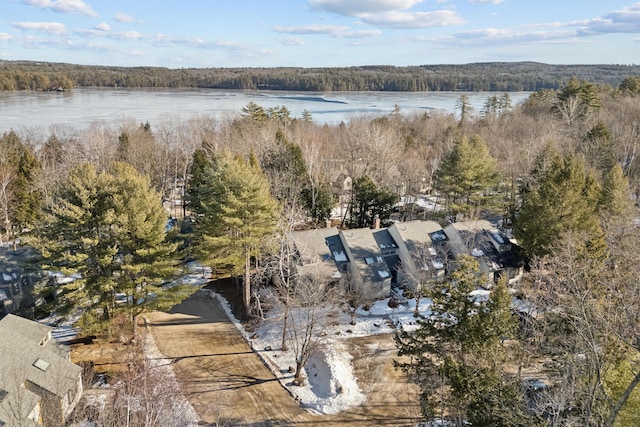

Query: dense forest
left=1, top=60, right=640, bottom=92
left=2, top=75, right=640, bottom=425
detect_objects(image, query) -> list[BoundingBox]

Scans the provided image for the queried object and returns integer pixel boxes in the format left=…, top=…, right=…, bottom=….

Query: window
left=33, top=358, right=50, bottom=372
left=364, top=256, right=375, bottom=265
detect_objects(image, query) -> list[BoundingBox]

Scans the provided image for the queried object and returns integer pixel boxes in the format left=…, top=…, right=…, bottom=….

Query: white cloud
left=426, top=3, right=640, bottom=50
left=360, top=10, right=465, bottom=28
left=340, top=30, right=382, bottom=38
left=578, top=3, right=640, bottom=35
left=0, top=33, right=13, bottom=41
left=280, top=37, right=305, bottom=46
left=150, top=33, right=270, bottom=59
left=94, top=22, right=110, bottom=32
left=111, top=31, right=143, bottom=40
left=308, top=0, right=463, bottom=30
left=272, top=24, right=349, bottom=35
left=19, top=0, right=97, bottom=17
left=21, top=35, right=73, bottom=49
left=76, top=27, right=143, bottom=41
left=113, top=12, right=137, bottom=23
left=12, top=21, right=68, bottom=36
left=434, top=27, right=578, bottom=47
left=309, top=0, right=423, bottom=16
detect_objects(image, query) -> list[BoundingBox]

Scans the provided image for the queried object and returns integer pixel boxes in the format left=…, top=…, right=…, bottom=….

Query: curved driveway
left=147, top=291, right=420, bottom=426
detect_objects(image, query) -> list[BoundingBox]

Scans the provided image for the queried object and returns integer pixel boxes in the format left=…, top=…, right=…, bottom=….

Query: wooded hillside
left=1, top=60, right=639, bottom=91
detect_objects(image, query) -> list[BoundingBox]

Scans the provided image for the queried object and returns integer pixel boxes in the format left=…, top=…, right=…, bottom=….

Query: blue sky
left=0, top=0, right=639, bottom=68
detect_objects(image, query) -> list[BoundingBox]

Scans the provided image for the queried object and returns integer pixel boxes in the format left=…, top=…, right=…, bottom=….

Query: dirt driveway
left=147, top=291, right=420, bottom=426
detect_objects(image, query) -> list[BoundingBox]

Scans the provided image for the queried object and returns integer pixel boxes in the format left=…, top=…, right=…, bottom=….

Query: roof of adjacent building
left=340, top=228, right=391, bottom=283
left=388, top=220, right=443, bottom=253
left=0, top=315, right=82, bottom=426
left=291, top=227, right=342, bottom=278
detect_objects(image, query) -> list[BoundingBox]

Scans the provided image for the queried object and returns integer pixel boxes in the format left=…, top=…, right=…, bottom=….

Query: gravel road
left=147, top=291, right=420, bottom=426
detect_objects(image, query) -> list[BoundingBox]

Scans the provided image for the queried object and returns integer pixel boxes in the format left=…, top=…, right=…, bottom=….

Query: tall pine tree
left=189, top=150, right=279, bottom=318
left=29, top=162, right=191, bottom=333
left=514, top=149, right=606, bottom=260
left=434, top=134, right=499, bottom=221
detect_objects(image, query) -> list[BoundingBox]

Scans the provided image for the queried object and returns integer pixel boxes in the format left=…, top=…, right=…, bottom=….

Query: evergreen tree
left=29, top=162, right=191, bottom=334
left=190, top=150, right=279, bottom=318
left=267, top=105, right=292, bottom=125
left=301, top=181, right=334, bottom=224
left=619, top=76, right=640, bottom=95
left=185, top=149, right=220, bottom=215
left=349, top=175, right=396, bottom=229
left=514, top=150, right=605, bottom=260
left=301, top=109, right=313, bottom=122
left=240, top=102, right=268, bottom=123
left=395, top=255, right=538, bottom=425
left=553, top=77, right=601, bottom=127
left=581, top=122, right=615, bottom=173
left=262, top=129, right=308, bottom=204
left=0, top=131, right=43, bottom=249
left=600, top=164, right=633, bottom=220
left=455, top=94, right=474, bottom=124
left=11, top=147, right=44, bottom=231
left=434, top=134, right=499, bottom=221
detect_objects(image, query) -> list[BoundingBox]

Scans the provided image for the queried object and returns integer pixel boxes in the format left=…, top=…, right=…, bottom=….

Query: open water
left=0, top=88, right=531, bottom=132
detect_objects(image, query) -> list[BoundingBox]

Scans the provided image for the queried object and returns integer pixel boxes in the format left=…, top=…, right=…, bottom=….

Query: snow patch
left=333, top=251, right=347, bottom=262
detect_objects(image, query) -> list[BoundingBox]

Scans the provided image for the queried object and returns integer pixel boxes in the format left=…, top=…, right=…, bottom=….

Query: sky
left=0, top=0, right=639, bottom=68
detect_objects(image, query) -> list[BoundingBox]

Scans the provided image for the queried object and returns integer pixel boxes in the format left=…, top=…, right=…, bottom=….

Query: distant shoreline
left=1, top=60, right=639, bottom=93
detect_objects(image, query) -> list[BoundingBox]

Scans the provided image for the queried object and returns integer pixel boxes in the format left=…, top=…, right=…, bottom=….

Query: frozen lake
left=0, top=88, right=531, bottom=132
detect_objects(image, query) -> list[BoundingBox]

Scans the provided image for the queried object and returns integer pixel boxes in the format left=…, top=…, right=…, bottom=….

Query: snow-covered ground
left=41, top=261, right=533, bottom=421
left=203, top=287, right=433, bottom=415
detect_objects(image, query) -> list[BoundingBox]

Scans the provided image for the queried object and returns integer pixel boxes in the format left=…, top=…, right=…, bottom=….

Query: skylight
left=33, top=358, right=50, bottom=372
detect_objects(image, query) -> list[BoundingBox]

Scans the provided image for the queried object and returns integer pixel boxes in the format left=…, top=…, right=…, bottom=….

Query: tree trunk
left=281, top=305, right=289, bottom=351
left=294, top=360, right=303, bottom=384
left=244, top=250, right=251, bottom=318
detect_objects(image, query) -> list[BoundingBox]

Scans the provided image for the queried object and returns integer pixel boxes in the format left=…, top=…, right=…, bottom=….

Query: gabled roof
left=291, top=228, right=342, bottom=278
left=388, top=220, right=442, bottom=254
left=0, top=313, right=51, bottom=345
left=339, top=228, right=391, bottom=283
left=0, top=315, right=82, bottom=426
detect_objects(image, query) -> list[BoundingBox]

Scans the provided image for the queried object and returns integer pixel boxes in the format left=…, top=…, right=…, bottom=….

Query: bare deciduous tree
left=287, top=274, right=338, bottom=385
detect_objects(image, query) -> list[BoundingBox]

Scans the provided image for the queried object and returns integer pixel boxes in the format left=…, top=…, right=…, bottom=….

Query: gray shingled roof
left=0, top=315, right=82, bottom=427
left=388, top=220, right=442, bottom=254
left=340, top=228, right=391, bottom=283
left=291, top=228, right=342, bottom=278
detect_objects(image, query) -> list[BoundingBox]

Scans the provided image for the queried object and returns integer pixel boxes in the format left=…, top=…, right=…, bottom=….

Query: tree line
left=2, top=59, right=640, bottom=91
left=2, top=75, right=640, bottom=425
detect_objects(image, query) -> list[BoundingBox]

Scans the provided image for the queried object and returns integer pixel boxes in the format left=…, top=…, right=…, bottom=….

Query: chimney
left=373, top=215, right=380, bottom=230
left=326, top=219, right=332, bottom=228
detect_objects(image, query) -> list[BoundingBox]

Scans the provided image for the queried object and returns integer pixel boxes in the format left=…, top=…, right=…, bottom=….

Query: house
left=445, top=220, right=524, bottom=287
left=327, top=228, right=392, bottom=300
left=0, top=315, right=83, bottom=427
left=0, top=246, right=42, bottom=316
left=387, top=220, right=448, bottom=290
left=291, top=227, right=344, bottom=281
left=295, top=218, right=523, bottom=301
